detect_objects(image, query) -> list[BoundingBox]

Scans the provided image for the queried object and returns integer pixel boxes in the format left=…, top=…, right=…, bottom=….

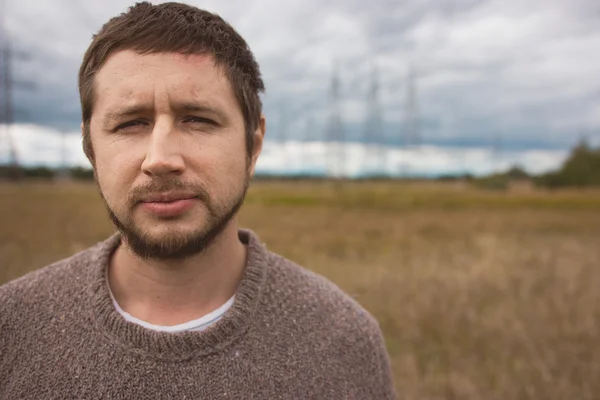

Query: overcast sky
left=1, top=0, right=599, bottom=176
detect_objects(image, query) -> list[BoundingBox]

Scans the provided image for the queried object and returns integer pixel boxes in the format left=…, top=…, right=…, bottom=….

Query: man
left=0, top=2, right=396, bottom=399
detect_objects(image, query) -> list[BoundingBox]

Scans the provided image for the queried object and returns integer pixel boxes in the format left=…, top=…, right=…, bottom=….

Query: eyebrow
left=102, top=105, right=150, bottom=128
left=174, top=101, right=229, bottom=123
left=102, top=101, right=229, bottom=128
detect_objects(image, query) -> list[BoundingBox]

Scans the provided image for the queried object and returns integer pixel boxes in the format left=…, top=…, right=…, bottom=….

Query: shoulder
left=0, top=237, right=116, bottom=383
left=0, top=255, right=81, bottom=329
left=1, top=247, right=90, bottom=301
left=263, top=252, right=397, bottom=397
left=0, top=235, right=117, bottom=321
left=243, top=229, right=378, bottom=332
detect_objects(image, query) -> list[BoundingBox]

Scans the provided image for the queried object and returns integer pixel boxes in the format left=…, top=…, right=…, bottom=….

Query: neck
left=107, top=221, right=246, bottom=326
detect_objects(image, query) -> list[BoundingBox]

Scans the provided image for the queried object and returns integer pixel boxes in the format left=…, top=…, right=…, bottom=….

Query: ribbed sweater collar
left=85, top=229, right=270, bottom=361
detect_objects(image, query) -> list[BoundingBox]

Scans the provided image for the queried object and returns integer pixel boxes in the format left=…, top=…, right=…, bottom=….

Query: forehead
left=93, top=50, right=237, bottom=112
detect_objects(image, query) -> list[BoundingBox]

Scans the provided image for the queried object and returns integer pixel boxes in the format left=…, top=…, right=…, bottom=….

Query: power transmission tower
left=278, top=104, right=288, bottom=177
left=54, top=127, right=72, bottom=181
left=405, top=63, right=421, bottom=148
left=301, top=116, right=314, bottom=176
left=325, top=62, right=345, bottom=179
left=363, top=63, right=385, bottom=178
left=0, top=0, right=33, bottom=180
left=399, top=63, right=422, bottom=179
left=492, top=130, right=503, bottom=174
left=0, top=0, right=16, bottom=179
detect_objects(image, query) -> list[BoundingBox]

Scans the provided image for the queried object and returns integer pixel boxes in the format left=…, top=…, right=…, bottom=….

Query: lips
left=136, top=191, right=200, bottom=218
left=140, top=192, right=198, bottom=203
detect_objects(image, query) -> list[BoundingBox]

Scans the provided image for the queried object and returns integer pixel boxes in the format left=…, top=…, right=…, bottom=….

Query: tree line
left=1, top=140, right=599, bottom=187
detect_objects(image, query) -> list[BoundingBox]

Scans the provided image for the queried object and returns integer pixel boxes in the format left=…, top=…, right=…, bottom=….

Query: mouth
left=138, top=192, right=200, bottom=217
left=140, top=192, right=198, bottom=203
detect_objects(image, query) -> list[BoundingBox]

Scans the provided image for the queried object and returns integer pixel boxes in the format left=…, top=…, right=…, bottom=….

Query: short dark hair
left=78, top=1, right=265, bottom=161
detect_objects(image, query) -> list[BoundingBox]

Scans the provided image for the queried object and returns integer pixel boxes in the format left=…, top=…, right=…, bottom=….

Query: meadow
left=1, top=180, right=600, bottom=399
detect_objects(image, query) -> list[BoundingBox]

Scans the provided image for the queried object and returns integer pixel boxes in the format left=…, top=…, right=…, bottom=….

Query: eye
left=115, top=120, right=147, bottom=132
left=184, top=116, right=216, bottom=126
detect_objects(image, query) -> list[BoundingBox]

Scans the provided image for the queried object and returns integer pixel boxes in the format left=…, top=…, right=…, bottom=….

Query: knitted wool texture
left=0, top=229, right=396, bottom=399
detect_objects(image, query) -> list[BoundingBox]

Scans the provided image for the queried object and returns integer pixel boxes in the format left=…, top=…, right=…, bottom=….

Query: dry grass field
left=2, top=180, right=600, bottom=399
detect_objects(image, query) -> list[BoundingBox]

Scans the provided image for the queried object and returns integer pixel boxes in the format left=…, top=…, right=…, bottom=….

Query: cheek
left=201, top=152, right=245, bottom=189
left=195, top=138, right=248, bottom=193
left=91, top=131, right=142, bottom=188
left=193, top=130, right=246, bottom=169
left=94, top=153, right=138, bottom=204
left=220, top=141, right=247, bottom=177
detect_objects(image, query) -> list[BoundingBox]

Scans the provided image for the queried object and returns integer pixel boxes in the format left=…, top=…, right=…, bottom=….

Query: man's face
left=88, top=50, right=264, bottom=260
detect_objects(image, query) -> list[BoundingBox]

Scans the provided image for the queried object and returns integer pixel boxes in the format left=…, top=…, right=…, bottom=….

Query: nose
left=141, top=120, right=185, bottom=177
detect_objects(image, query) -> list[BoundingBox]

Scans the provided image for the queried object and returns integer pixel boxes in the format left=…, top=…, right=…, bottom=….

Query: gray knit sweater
left=0, top=229, right=396, bottom=399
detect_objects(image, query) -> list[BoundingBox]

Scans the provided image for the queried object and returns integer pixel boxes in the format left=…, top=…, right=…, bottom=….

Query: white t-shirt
left=106, top=270, right=234, bottom=333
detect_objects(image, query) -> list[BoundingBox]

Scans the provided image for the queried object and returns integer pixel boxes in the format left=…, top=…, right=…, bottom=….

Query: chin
left=125, top=227, right=214, bottom=260
left=138, top=221, right=206, bottom=241
left=106, top=191, right=244, bottom=260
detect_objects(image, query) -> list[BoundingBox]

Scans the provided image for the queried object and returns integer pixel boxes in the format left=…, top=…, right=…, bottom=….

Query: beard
left=98, top=173, right=250, bottom=261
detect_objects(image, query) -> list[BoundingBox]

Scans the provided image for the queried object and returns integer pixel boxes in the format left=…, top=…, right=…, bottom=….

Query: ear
left=249, top=115, right=266, bottom=177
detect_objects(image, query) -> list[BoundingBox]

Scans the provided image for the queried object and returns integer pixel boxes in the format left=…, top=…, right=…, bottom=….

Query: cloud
left=0, top=124, right=89, bottom=168
left=1, top=0, right=599, bottom=175
left=256, top=140, right=567, bottom=178
left=1, top=123, right=566, bottom=178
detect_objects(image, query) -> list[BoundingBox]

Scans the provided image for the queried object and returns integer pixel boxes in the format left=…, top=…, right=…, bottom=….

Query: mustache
left=127, top=179, right=210, bottom=207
